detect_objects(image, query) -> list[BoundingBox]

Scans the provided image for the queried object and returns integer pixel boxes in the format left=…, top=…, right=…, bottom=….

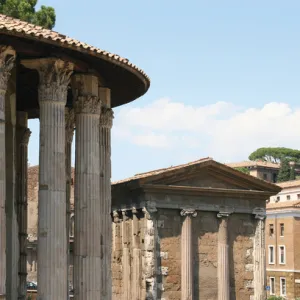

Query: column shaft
left=0, top=46, right=15, bottom=300
left=5, top=80, right=18, bottom=300
left=73, top=74, right=101, bottom=300
left=38, top=100, right=68, bottom=297
left=132, top=209, right=141, bottom=300
left=217, top=213, right=230, bottom=300
left=112, top=211, right=122, bottom=300
left=143, top=207, right=158, bottom=299
left=122, top=211, right=131, bottom=300
left=16, top=112, right=31, bottom=300
left=99, top=93, right=113, bottom=299
left=21, top=58, right=74, bottom=299
left=254, top=214, right=266, bottom=300
left=180, top=209, right=196, bottom=300
left=65, top=107, right=74, bottom=298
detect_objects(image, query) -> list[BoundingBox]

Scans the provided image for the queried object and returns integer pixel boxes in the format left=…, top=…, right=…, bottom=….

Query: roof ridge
left=134, top=157, right=213, bottom=177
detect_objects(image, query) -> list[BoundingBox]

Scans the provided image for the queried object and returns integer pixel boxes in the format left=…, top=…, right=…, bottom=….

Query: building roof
left=267, top=199, right=300, bottom=210
left=226, top=161, right=280, bottom=169
left=276, top=179, right=300, bottom=189
left=0, top=14, right=150, bottom=113
left=113, top=157, right=281, bottom=193
left=113, top=157, right=213, bottom=185
left=0, top=14, right=149, bottom=81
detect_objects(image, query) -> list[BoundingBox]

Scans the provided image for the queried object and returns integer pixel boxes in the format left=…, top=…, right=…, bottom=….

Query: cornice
left=140, top=183, right=274, bottom=198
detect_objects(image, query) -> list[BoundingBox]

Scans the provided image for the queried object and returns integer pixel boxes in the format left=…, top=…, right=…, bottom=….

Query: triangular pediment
left=139, top=159, right=281, bottom=193
left=152, top=169, right=245, bottom=190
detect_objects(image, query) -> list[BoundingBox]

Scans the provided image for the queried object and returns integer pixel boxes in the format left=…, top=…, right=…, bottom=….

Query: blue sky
left=29, top=0, right=300, bottom=180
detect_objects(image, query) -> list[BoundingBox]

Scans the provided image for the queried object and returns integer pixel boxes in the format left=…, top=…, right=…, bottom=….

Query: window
left=298, top=194, right=300, bottom=200
left=263, top=173, right=268, bottom=180
left=280, top=223, right=284, bottom=237
left=287, top=195, right=291, bottom=200
left=269, top=224, right=274, bottom=237
left=270, top=277, right=275, bottom=295
left=276, top=196, right=280, bottom=202
left=279, top=246, right=286, bottom=264
left=269, top=246, right=275, bottom=264
left=280, top=277, right=286, bottom=296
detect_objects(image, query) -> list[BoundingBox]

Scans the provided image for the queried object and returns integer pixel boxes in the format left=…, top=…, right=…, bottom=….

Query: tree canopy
left=248, top=147, right=300, bottom=163
left=277, top=158, right=295, bottom=182
left=0, top=0, right=56, bottom=29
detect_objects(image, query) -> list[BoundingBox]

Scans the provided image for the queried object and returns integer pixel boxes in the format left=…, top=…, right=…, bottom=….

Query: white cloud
left=113, top=98, right=300, bottom=163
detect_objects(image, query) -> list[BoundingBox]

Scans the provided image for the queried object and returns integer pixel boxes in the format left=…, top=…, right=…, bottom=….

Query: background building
left=228, top=161, right=300, bottom=299
left=266, top=180, right=300, bottom=299
left=227, top=161, right=280, bottom=183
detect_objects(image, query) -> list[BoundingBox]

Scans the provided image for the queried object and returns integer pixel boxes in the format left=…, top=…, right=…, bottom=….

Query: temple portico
left=0, top=13, right=149, bottom=300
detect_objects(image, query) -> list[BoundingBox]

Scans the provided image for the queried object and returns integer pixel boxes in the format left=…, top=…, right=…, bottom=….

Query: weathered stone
left=21, top=57, right=74, bottom=299
left=72, top=73, right=102, bottom=300
left=0, top=46, right=15, bottom=300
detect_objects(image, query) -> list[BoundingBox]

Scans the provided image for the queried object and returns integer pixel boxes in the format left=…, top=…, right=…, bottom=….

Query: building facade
left=266, top=180, right=300, bottom=299
left=111, top=158, right=280, bottom=300
left=227, top=161, right=280, bottom=183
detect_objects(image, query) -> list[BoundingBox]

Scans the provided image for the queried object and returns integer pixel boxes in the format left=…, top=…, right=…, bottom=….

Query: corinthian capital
left=100, top=107, right=114, bottom=128
left=0, top=46, right=15, bottom=92
left=180, top=209, right=197, bottom=218
left=74, top=96, right=101, bottom=115
left=0, top=46, right=15, bottom=120
left=21, top=58, right=74, bottom=104
left=72, top=73, right=101, bottom=115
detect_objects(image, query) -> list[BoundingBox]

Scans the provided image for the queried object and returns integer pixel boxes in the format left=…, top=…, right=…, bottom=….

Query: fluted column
left=132, top=208, right=141, bottom=300
left=180, top=209, right=197, bottom=300
left=65, top=107, right=74, bottom=298
left=112, top=210, right=122, bottom=300
left=217, top=211, right=231, bottom=300
left=121, top=210, right=131, bottom=300
left=253, top=209, right=266, bottom=300
left=99, top=87, right=113, bottom=299
left=0, top=46, right=15, bottom=300
left=112, top=211, right=121, bottom=253
left=142, top=206, right=157, bottom=300
left=16, top=112, right=31, bottom=300
left=22, top=58, right=74, bottom=299
left=72, top=74, right=102, bottom=300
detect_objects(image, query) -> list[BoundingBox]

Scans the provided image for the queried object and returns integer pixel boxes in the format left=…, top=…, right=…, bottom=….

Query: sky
left=28, top=0, right=300, bottom=181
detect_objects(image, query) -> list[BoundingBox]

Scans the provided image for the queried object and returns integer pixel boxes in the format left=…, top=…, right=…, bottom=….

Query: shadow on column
left=228, top=214, right=256, bottom=300
left=194, top=212, right=218, bottom=300
left=156, top=234, right=163, bottom=299
left=228, top=221, right=237, bottom=300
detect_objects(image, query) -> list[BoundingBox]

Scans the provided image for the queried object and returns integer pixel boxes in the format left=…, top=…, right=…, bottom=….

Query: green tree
left=290, top=165, right=296, bottom=181
left=249, top=147, right=300, bottom=163
left=0, top=0, right=56, bottom=29
left=277, top=158, right=291, bottom=182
